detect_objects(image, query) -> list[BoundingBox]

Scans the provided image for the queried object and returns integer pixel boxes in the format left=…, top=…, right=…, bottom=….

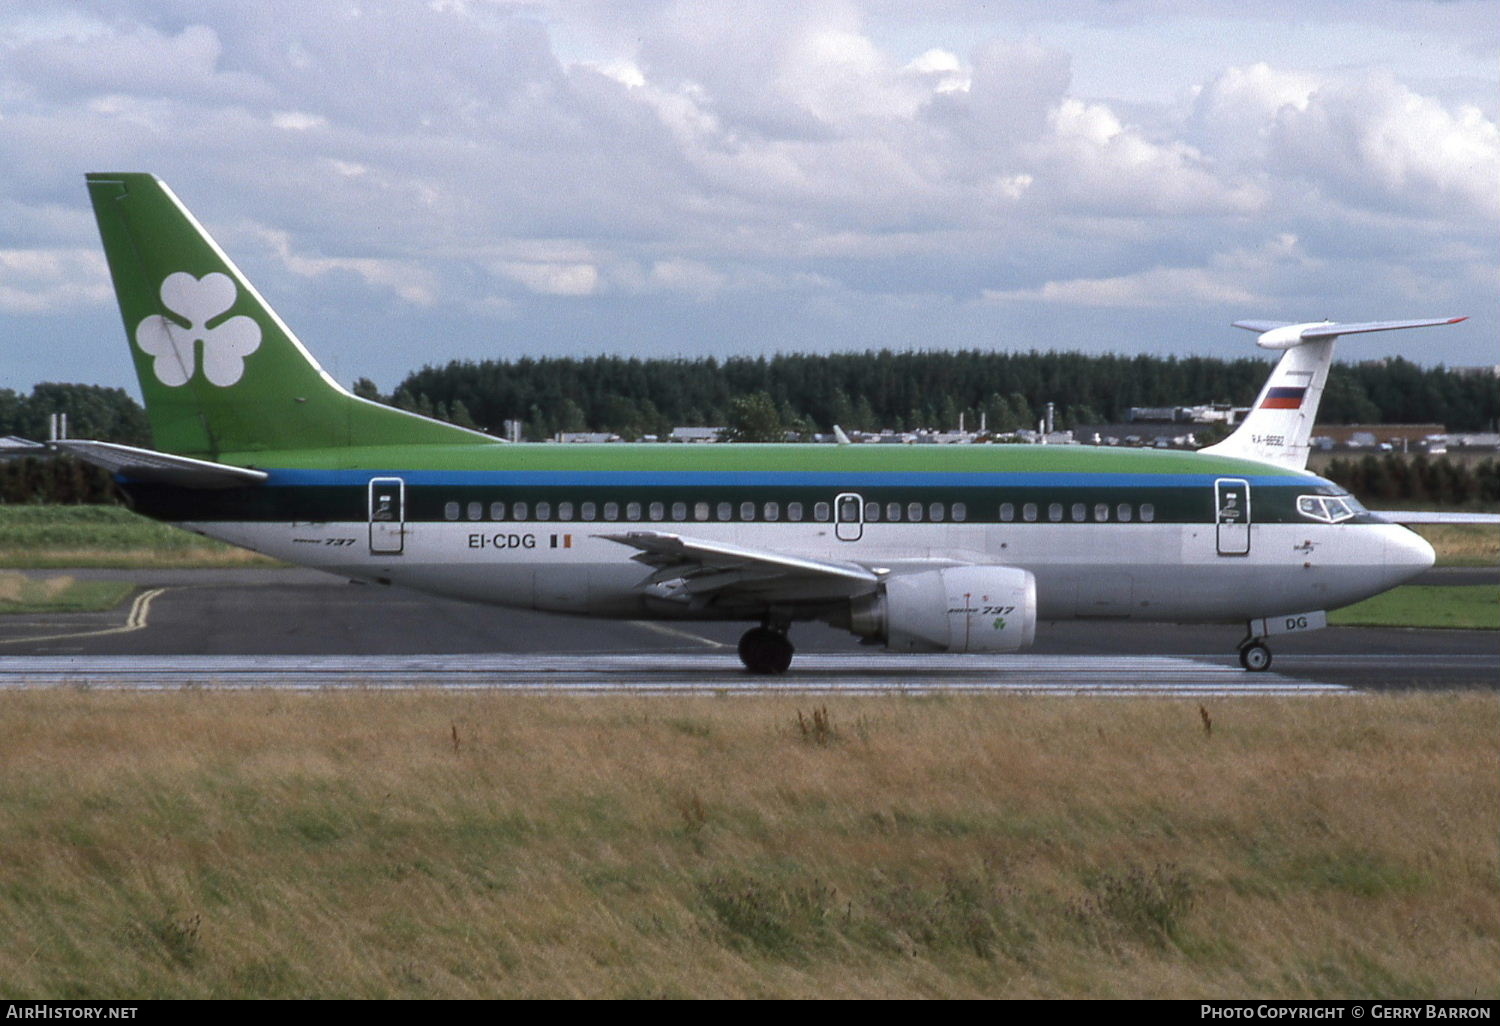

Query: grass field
left=1411, top=524, right=1500, bottom=568
left=0, top=692, right=1493, bottom=999
left=0, top=506, right=277, bottom=568
left=1329, top=585, right=1499, bottom=630
left=0, top=571, right=134, bottom=615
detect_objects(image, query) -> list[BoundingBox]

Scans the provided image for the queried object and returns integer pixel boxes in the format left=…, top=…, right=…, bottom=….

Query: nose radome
left=1384, top=527, right=1435, bottom=585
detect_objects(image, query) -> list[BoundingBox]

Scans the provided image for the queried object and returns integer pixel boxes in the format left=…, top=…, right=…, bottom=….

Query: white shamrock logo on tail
left=135, top=272, right=261, bottom=387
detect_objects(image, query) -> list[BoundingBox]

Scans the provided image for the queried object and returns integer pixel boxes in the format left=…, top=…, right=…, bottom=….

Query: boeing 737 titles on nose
left=56, top=173, right=1470, bottom=674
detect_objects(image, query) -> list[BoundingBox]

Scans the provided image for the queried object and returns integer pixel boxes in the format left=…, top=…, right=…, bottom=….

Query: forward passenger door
left=1214, top=478, right=1251, bottom=556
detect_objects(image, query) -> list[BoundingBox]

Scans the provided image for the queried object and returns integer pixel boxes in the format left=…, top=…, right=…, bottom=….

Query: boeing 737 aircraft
left=55, top=173, right=1470, bottom=673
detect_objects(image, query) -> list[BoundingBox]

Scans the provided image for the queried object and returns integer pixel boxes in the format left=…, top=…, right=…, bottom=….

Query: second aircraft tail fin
left=1199, top=317, right=1467, bottom=470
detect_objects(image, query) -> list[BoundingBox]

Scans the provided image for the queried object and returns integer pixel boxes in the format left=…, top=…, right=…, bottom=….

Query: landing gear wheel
left=1238, top=640, right=1272, bottom=672
left=738, top=626, right=795, bottom=675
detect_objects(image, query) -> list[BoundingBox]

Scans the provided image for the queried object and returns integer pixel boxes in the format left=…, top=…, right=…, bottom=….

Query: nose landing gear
left=1237, top=637, right=1272, bottom=672
left=739, top=625, right=795, bottom=675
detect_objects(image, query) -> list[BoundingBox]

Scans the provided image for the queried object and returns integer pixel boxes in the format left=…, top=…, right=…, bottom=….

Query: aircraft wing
left=1371, top=509, right=1500, bottom=525
left=51, top=439, right=268, bottom=489
left=597, top=530, right=881, bottom=607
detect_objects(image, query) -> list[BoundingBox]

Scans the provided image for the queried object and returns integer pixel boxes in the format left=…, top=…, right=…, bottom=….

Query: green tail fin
left=86, top=173, right=492, bottom=458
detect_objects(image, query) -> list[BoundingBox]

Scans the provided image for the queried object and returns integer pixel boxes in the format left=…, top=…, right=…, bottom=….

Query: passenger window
left=814, top=502, right=831, bottom=522
left=694, top=502, right=709, bottom=521
left=671, top=502, right=687, bottom=521
left=1000, top=503, right=1015, bottom=522
left=1071, top=503, right=1085, bottom=523
left=558, top=502, right=574, bottom=521
left=535, top=502, right=552, bottom=521
left=886, top=502, right=901, bottom=522
left=1048, top=503, right=1062, bottom=522
left=604, top=502, right=619, bottom=521
left=741, top=501, right=756, bottom=521
left=788, top=502, right=804, bottom=522
left=648, top=502, right=664, bottom=521
left=626, top=502, right=641, bottom=521
left=1023, top=503, right=1037, bottom=522
left=952, top=502, right=966, bottom=522
left=513, top=502, right=529, bottom=521
left=1094, top=503, right=1109, bottom=522
left=764, top=502, right=780, bottom=521
left=907, top=502, right=922, bottom=522
left=1140, top=503, right=1155, bottom=523
left=838, top=496, right=861, bottom=522
left=717, top=502, right=732, bottom=521
left=444, top=501, right=460, bottom=521
left=1117, top=503, right=1132, bottom=523
left=581, top=502, right=596, bottom=522
left=467, top=501, right=482, bottom=521
left=864, top=502, right=880, bottom=523
left=929, top=502, right=944, bottom=522
left=489, top=501, right=506, bottom=521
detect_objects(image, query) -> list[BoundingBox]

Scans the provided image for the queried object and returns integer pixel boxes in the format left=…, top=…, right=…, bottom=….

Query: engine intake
left=850, top=566, right=1037, bottom=653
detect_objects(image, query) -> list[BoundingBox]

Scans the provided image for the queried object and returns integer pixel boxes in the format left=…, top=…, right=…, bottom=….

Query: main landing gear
left=739, top=625, right=795, bottom=675
left=1237, top=636, right=1272, bottom=672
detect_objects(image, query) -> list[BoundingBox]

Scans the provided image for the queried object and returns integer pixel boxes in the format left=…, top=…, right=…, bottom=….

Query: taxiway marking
left=0, top=588, right=165, bottom=647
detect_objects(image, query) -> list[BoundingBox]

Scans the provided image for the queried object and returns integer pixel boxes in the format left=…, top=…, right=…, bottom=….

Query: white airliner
left=50, top=173, right=1481, bottom=673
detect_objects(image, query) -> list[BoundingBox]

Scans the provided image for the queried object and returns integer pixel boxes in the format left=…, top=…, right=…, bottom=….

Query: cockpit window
left=1297, top=494, right=1359, bottom=524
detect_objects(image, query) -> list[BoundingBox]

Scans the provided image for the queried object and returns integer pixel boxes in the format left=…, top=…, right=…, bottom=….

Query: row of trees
left=385, top=350, right=1499, bottom=441
left=1322, top=455, right=1500, bottom=507
left=2, top=358, right=1497, bottom=504
left=0, top=383, right=150, bottom=447
left=7, top=354, right=1493, bottom=448
left=0, top=383, right=149, bottom=504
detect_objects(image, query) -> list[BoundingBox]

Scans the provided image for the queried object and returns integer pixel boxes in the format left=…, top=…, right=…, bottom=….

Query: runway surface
left=0, top=567, right=1493, bottom=693
left=0, top=653, right=1351, bottom=696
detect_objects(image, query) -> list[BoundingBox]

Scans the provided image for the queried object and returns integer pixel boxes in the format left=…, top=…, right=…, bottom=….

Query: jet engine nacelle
left=850, top=566, right=1037, bottom=653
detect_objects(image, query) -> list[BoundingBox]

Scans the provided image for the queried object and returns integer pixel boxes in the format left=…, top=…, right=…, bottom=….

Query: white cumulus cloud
left=0, top=247, right=111, bottom=314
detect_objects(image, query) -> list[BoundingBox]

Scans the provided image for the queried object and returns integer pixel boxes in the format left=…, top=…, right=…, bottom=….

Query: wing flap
left=598, top=530, right=880, bottom=606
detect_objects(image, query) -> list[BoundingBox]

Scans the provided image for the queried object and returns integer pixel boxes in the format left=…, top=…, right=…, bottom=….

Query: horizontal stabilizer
left=1231, top=320, right=1294, bottom=334
left=52, top=439, right=267, bottom=489
left=1296, top=317, right=1467, bottom=340
left=1233, top=317, right=1467, bottom=349
left=0, top=436, right=50, bottom=456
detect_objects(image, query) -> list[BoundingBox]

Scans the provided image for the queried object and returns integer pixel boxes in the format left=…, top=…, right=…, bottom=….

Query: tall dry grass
left=0, top=692, right=1493, bottom=999
left=1412, top=524, right=1500, bottom=567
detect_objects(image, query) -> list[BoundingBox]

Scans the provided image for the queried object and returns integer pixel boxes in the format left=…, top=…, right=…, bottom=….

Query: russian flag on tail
left=1260, top=386, right=1307, bottom=410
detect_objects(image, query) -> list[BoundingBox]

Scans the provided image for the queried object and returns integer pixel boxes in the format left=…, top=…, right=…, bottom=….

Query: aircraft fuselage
left=119, top=441, right=1434, bottom=626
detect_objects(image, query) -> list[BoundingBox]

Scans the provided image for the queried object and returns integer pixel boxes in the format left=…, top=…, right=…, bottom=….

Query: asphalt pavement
left=0, top=566, right=1492, bottom=690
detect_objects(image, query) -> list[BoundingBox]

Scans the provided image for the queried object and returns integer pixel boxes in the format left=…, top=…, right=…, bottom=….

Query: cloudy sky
left=1, top=0, right=1495, bottom=397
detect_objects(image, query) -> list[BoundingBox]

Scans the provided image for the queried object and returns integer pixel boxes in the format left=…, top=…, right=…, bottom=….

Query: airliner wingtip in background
left=52, top=172, right=1472, bottom=674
